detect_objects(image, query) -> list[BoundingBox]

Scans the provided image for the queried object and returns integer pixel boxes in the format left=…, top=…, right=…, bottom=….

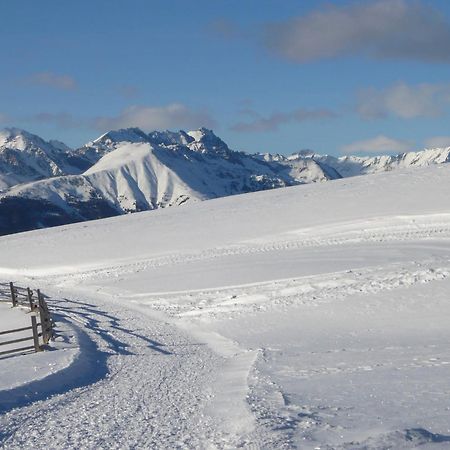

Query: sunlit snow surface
left=1, top=165, right=450, bottom=449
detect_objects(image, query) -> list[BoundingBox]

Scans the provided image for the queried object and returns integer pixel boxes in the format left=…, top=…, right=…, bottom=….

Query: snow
left=186, top=129, right=207, bottom=142
left=1, top=164, right=450, bottom=448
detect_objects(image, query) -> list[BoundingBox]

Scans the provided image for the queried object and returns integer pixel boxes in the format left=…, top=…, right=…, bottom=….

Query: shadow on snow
left=0, top=297, right=171, bottom=421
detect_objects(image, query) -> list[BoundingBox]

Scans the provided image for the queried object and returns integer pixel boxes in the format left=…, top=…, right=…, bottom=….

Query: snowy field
left=0, top=164, right=450, bottom=449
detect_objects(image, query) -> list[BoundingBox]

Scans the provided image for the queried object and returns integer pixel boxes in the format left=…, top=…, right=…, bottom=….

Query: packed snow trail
left=0, top=290, right=264, bottom=449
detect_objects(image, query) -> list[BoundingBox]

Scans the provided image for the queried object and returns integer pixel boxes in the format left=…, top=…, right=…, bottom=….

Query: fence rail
left=0, top=282, right=54, bottom=357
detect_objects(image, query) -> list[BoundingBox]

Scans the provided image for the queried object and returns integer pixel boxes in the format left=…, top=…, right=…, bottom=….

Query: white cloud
left=358, top=82, right=450, bottom=119
left=424, top=136, right=450, bottom=148
left=94, top=104, right=216, bottom=131
left=264, top=0, right=450, bottom=63
left=341, top=135, right=412, bottom=154
left=27, top=72, right=77, bottom=90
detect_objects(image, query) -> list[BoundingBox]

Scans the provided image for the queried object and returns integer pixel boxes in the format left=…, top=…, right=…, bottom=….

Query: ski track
left=2, top=214, right=450, bottom=448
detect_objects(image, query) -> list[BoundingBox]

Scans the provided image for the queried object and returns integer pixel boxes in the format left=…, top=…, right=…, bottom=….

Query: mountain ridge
left=0, top=126, right=449, bottom=236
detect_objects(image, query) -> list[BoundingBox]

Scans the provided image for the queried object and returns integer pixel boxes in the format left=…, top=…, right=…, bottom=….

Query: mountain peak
left=187, top=127, right=216, bottom=140
left=0, top=127, right=47, bottom=150
left=186, top=128, right=231, bottom=157
left=148, top=130, right=194, bottom=146
left=93, top=128, right=149, bottom=145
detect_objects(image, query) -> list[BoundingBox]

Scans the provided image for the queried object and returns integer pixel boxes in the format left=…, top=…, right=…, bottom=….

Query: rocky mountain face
left=0, top=126, right=449, bottom=236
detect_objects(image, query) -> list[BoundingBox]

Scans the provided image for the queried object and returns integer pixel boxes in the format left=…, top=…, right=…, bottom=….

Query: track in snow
left=0, top=293, right=264, bottom=449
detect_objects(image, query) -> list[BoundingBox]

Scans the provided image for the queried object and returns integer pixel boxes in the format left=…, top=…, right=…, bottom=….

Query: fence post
left=37, top=289, right=51, bottom=345
left=9, top=282, right=17, bottom=307
left=27, top=287, right=34, bottom=309
left=28, top=287, right=41, bottom=352
left=30, top=313, right=41, bottom=352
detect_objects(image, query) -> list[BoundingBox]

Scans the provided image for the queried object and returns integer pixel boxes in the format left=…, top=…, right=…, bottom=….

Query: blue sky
left=2, top=0, right=450, bottom=155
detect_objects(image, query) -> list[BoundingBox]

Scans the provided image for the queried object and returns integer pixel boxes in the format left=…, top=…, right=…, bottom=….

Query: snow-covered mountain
left=0, top=129, right=336, bottom=235
left=0, top=126, right=449, bottom=236
left=295, top=148, right=450, bottom=177
left=77, top=127, right=235, bottom=165
left=0, top=128, right=90, bottom=191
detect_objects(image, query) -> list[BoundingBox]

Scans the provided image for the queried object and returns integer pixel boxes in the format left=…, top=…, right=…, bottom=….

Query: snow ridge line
left=19, top=216, right=450, bottom=282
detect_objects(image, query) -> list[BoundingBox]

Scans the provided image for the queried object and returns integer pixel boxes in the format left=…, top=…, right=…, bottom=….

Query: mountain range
left=0, top=126, right=449, bottom=236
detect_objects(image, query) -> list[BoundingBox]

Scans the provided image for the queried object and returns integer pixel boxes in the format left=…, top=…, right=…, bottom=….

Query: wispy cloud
left=26, top=72, right=77, bottom=91
left=94, top=104, right=216, bottom=131
left=357, top=82, right=450, bottom=119
left=19, top=103, right=215, bottom=132
left=341, top=135, right=412, bottom=154
left=231, top=108, right=336, bottom=132
left=424, top=136, right=450, bottom=148
left=264, top=0, right=450, bottom=63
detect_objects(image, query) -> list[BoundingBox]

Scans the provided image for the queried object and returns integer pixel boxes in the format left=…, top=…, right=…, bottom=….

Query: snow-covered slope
left=1, top=165, right=450, bottom=448
left=0, top=128, right=90, bottom=191
left=83, top=142, right=200, bottom=211
left=3, top=163, right=449, bottom=272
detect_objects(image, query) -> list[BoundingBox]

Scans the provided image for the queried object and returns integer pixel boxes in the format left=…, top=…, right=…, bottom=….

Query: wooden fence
left=0, top=282, right=54, bottom=357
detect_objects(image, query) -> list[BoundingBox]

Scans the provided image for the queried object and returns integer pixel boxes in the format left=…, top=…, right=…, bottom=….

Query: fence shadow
left=53, top=297, right=172, bottom=356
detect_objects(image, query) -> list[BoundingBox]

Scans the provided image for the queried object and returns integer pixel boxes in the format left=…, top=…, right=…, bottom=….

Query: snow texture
left=0, top=164, right=450, bottom=448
